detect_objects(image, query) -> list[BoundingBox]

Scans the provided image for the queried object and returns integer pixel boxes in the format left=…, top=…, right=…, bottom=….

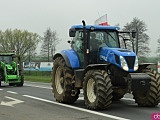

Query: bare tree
left=41, top=28, right=60, bottom=62
left=123, top=17, right=150, bottom=59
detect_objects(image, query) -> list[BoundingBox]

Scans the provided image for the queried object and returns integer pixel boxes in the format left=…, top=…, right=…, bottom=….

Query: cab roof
left=0, top=53, right=15, bottom=56
left=71, top=25, right=120, bottom=30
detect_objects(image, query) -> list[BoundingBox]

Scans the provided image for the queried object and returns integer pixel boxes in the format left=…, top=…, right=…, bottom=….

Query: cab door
left=71, top=30, right=84, bottom=68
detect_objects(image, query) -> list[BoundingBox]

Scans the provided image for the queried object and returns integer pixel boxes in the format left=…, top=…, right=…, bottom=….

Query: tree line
left=0, top=17, right=159, bottom=62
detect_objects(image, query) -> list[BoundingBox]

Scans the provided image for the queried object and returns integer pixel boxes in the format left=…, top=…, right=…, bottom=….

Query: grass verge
left=24, top=75, right=52, bottom=83
left=24, top=71, right=52, bottom=83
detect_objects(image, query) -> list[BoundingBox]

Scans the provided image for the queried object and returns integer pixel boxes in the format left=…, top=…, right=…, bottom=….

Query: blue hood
left=99, top=47, right=137, bottom=72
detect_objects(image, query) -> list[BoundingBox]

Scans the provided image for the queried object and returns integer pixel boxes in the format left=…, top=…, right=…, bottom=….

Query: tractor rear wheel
left=83, top=70, right=113, bottom=110
left=52, top=57, right=80, bottom=104
left=132, top=68, right=160, bottom=106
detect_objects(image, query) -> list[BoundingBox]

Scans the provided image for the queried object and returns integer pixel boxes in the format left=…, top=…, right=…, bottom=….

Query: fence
left=23, top=62, right=53, bottom=76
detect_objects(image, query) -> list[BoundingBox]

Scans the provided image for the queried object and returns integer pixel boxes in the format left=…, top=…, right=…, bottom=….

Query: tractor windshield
left=0, top=56, right=12, bottom=64
left=89, top=30, right=119, bottom=50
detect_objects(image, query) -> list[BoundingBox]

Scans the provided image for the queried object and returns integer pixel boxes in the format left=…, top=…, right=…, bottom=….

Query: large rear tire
left=132, top=68, right=160, bottom=106
left=83, top=70, right=113, bottom=110
left=52, top=57, right=80, bottom=104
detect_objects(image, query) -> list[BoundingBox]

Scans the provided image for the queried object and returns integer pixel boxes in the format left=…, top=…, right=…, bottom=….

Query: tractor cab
left=69, top=25, right=121, bottom=67
left=52, top=20, right=160, bottom=110
left=0, top=55, right=12, bottom=64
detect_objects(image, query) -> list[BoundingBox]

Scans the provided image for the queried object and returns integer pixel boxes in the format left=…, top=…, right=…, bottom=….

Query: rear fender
left=53, top=53, right=71, bottom=67
left=53, top=49, right=80, bottom=68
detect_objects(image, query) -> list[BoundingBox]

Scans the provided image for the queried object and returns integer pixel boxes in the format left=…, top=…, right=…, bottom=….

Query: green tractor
left=0, top=52, right=24, bottom=87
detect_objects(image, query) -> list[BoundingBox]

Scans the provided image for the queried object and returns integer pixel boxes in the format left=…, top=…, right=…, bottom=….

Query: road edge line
left=23, top=94, right=130, bottom=120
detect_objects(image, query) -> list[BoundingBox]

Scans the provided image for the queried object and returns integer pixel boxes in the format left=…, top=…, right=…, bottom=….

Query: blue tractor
left=52, top=21, right=160, bottom=110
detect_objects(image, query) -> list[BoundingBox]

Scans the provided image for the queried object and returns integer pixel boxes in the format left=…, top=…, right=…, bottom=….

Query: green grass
left=24, top=71, right=52, bottom=83
left=24, top=75, right=52, bottom=83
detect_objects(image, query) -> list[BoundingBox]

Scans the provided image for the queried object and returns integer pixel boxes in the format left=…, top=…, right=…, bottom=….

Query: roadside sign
left=157, top=61, right=160, bottom=73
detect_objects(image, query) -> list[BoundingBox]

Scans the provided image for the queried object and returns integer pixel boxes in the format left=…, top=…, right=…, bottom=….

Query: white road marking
left=25, top=81, right=51, bottom=85
left=122, top=98, right=135, bottom=102
left=24, top=82, right=160, bottom=106
left=0, top=96, right=24, bottom=107
left=25, top=84, right=52, bottom=89
left=0, top=89, right=3, bottom=91
left=23, top=95, right=130, bottom=120
left=7, top=91, right=18, bottom=94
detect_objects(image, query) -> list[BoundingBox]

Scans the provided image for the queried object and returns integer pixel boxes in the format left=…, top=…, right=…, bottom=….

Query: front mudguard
left=74, top=64, right=110, bottom=88
left=138, top=63, right=156, bottom=71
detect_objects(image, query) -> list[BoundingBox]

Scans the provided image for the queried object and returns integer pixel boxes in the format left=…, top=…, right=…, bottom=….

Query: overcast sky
left=0, top=0, right=159, bottom=56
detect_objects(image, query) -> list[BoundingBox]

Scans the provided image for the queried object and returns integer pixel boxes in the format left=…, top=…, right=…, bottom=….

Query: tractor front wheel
left=16, top=75, right=24, bottom=87
left=52, top=57, right=80, bottom=104
left=83, top=70, right=113, bottom=110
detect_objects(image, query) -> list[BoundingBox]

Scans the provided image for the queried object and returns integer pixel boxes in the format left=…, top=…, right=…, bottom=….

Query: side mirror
left=132, top=30, right=136, bottom=38
left=69, top=28, right=76, bottom=37
left=67, top=40, right=74, bottom=44
left=67, top=40, right=71, bottom=43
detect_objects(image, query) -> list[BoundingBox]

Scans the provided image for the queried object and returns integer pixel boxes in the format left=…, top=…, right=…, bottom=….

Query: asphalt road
left=0, top=81, right=159, bottom=120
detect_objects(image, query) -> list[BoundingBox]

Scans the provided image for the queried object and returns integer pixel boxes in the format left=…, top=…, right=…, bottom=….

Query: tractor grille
left=124, top=56, right=135, bottom=69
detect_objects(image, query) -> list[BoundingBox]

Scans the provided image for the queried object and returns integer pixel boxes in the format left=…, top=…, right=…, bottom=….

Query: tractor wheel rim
left=55, top=66, right=64, bottom=94
left=87, top=78, right=96, bottom=103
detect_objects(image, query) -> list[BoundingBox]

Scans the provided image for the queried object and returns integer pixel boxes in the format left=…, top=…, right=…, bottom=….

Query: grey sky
left=0, top=0, right=159, bottom=56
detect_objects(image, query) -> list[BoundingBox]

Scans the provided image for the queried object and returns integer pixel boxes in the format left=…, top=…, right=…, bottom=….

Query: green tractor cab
left=0, top=52, right=24, bottom=87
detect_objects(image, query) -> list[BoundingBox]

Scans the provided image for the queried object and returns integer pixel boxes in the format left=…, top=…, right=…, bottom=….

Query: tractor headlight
left=120, top=56, right=128, bottom=71
left=134, top=56, right=138, bottom=71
